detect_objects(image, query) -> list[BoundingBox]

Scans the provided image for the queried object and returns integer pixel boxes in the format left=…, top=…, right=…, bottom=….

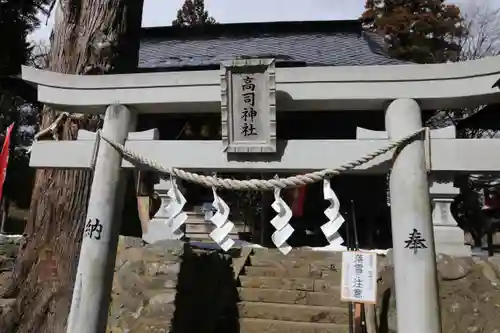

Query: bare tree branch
left=458, top=0, right=500, bottom=61
left=425, top=0, right=500, bottom=137
left=30, top=40, right=50, bottom=69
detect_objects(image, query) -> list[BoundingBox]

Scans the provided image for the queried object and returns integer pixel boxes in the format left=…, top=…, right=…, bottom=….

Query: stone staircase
left=237, top=248, right=349, bottom=333
left=184, top=210, right=247, bottom=242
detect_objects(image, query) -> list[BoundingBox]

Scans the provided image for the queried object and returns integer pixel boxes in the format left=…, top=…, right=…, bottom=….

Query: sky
left=30, top=0, right=500, bottom=42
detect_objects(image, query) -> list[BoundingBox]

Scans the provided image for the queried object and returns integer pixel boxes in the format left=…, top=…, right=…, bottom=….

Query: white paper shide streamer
left=164, top=178, right=188, bottom=240
left=271, top=187, right=294, bottom=255
left=321, top=179, right=346, bottom=248
left=209, top=188, right=235, bottom=251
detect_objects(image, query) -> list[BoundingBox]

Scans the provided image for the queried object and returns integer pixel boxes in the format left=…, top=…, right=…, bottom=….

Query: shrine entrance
left=257, top=175, right=391, bottom=250
left=22, top=55, right=500, bottom=333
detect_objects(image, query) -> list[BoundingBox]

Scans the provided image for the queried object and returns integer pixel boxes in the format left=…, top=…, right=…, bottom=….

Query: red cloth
left=291, top=186, right=307, bottom=217
left=0, top=123, right=14, bottom=203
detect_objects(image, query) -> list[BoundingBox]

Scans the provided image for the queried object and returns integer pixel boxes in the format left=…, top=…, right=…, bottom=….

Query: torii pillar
left=66, top=104, right=136, bottom=333
left=385, top=99, right=441, bottom=333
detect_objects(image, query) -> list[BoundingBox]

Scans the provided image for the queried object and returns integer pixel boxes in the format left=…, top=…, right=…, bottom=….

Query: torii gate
left=22, top=56, right=500, bottom=333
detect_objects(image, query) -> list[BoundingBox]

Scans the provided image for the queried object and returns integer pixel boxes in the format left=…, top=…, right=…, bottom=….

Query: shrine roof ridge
left=138, top=20, right=407, bottom=70
left=140, top=20, right=363, bottom=39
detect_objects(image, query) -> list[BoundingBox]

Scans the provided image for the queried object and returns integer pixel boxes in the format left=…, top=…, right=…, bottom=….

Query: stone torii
left=22, top=56, right=500, bottom=333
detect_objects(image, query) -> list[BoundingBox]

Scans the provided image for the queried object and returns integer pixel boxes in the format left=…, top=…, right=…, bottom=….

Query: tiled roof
left=138, top=20, right=409, bottom=71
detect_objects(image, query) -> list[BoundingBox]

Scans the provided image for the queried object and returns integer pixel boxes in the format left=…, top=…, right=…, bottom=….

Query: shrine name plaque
left=220, top=58, right=276, bottom=153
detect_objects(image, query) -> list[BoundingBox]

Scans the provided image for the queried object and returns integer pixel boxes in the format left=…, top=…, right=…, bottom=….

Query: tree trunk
left=0, top=1, right=143, bottom=332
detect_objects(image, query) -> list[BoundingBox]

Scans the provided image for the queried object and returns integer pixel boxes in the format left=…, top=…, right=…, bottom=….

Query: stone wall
left=377, top=252, right=500, bottom=333
left=107, top=236, right=239, bottom=333
left=0, top=235, right=22, bottom=317
left=3, top=235, right=500, bottom=333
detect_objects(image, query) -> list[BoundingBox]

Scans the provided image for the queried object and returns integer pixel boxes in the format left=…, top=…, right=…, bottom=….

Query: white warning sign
left=341, top=251, right=378, bottom=304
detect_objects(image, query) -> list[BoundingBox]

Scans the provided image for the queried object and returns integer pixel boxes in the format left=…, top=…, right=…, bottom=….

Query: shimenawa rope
left=95, top=128, right=428, bottom=191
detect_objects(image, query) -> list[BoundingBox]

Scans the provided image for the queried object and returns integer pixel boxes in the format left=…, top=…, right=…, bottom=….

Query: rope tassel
left=209, top=187, right=235, bottom=251
left=321, top=179, right=346, bottom=249
left=271, top=187, right=294, bottom=255
left=164, top=178, right=188, bottom=240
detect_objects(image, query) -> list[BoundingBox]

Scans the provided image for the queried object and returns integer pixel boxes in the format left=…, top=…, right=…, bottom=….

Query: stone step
left=244, top=266, right=341, bottom=282
left=186, top=211, right=246, bottom=225
left=312, top=279, right=341, bottom=293
left=240, top=318, right=349, bottom=333
left=191, top=245, right=242, bottom=259
left=239, top=276, right=340, bottom=293
left=188, top=235, right=242, bottom=242
left=249, top=255, right=342, bottom=271
left=186, top=227, right=243, bottom=237
left=251, top=248, right=344, bottom=261
left=238, top=288, right=343, bottom=307
left=185, top=222, right=245, bottom=233
left=238, top=301, right=348, bottom=324
left=185, top=219, right=246, bottom=241
left=186, top=217, right=246, bottom=227
left=187, top=234, right=212, bottom=241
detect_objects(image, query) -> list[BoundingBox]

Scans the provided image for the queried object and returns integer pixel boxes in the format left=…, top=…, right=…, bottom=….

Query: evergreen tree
left=0, top=0, right=144, bottom=331
left=0, top=0, right=51, bottom=222
left=172, top=0, right=217, bottom=26
left=362, top=0, right=466, bottom=63
left=0, top=0, right=50, bottom=75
